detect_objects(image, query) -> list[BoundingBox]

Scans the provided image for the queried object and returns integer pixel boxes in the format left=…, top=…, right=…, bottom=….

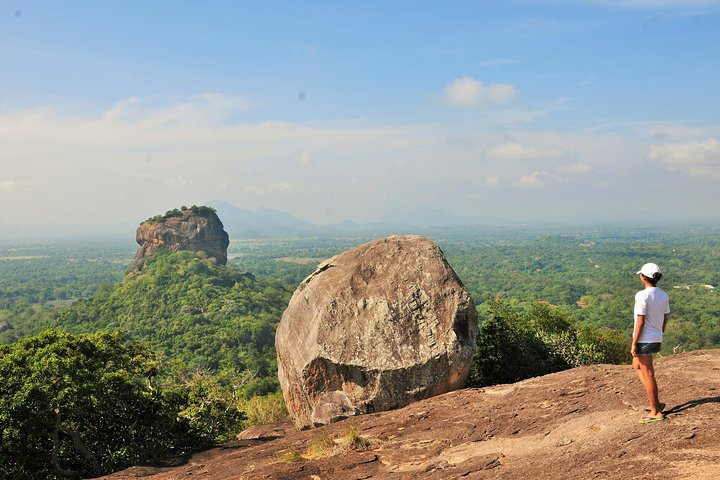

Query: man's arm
left=662, top=313, right=669, bottom=333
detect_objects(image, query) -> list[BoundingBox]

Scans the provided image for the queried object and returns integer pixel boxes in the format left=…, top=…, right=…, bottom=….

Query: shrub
left=237, top=391, right=289, bottom=428
left=469, top=296, right=630, bottom=388
left=341, top=424, right=371, bottom=451
left=0, top=330, right=246, bottom=480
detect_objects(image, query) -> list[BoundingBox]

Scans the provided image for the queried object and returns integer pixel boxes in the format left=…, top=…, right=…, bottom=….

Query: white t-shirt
left=634, top=287, right=670, bottom=343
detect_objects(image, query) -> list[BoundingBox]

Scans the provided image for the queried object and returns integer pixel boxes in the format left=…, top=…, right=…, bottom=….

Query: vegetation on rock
left=144, top=205, right=218, bottom=224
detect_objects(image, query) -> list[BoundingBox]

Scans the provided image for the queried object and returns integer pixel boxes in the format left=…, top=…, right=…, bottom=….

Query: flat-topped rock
left=131, top=206, right=229, bottom=270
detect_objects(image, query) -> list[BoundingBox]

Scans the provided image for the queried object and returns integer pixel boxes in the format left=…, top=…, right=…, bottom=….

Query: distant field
left=0, top=255, right=49, bottom=261
left=274, top=257, right=323, bottom=264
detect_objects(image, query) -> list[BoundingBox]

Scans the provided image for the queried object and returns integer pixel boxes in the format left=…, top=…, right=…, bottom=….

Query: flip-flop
left=639, top=416, right=666, bottom=424
left=645, top=402, right=666, bottom=412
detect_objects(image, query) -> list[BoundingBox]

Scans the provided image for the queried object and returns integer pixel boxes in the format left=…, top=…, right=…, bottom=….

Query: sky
left=1, top=0, right=719, bottom=226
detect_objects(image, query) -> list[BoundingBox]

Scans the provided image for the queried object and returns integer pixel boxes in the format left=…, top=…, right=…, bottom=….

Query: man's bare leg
left=636, top=355, right=663, bottom=418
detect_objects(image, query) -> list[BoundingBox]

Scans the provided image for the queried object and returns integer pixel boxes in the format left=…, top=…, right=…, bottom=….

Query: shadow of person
left=665, top=396, right=720, bottom=415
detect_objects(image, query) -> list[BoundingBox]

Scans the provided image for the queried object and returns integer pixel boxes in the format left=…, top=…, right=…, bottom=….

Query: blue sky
left=1, top=0, right=719, bottom=226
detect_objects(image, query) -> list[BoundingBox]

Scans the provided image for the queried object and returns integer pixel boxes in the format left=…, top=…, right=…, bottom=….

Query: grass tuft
left=280, top=424, right=372, bottom=463
left=281, top=447, right=305, bottom=462
left=305, top=430, right=336, bottom=459
left=341, top=424, right=371, bottom=451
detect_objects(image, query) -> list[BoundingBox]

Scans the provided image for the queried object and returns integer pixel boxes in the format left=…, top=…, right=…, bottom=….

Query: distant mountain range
left=0, top=201, right=505, bottom=241
left=208, top=200, right=505, bottom=239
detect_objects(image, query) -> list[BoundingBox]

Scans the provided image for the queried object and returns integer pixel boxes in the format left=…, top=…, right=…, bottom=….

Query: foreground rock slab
left=104, top=349, right=720, bottom=480
left=275, top=235, right=478, bottom=428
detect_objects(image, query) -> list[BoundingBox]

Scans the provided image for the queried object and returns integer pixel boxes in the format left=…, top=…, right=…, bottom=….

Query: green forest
left=1, top=224, right=718, bottom=478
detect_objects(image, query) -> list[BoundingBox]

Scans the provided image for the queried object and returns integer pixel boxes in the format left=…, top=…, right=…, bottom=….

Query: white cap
left=637, top=263, right=662, bottom=277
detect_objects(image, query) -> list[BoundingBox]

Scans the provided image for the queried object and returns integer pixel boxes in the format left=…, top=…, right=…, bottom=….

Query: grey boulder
left=276, top=235, right=477, bottom=428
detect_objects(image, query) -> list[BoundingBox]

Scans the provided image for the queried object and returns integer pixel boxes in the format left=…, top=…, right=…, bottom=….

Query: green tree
left=469, top=297, right=630, bottom=388
left=0, top=329, right=244, bottom=480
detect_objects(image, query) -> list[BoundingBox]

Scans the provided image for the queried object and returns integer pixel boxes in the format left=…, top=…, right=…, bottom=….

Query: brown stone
left=131, top=207, right=229, bottom=270
left=102, top=350, right=720, bottom=480
left=275, top=235, right=478, bottom=428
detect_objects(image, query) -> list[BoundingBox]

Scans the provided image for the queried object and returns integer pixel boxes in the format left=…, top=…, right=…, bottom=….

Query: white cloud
left=488, top=84, right=517, bottom=104
left=298, top=151, right=313, bottom=166
left=444, top=77, right=517, bottom=108
left=513, top=171, right=546, bottom=188
left=103, top=97, right=141, bottom=122
left=0, top=180, right=33, bottom=191
left=101, top=92, right=253, bottom=126
left=1, top=92, right=718, bottom=225
left=166, top=176, right=193, bottom=187
left=487, top=142, right=562, bottom=161
left=556, top=162, right=592, bottom=175
left=648, top=138, right=720, bottom=178
left=0, top=94, right=450, bottom=224
left=243, top=182, right=295, bottom=195
left=483, top=176, right=500, bottom=188
left=1, top=181, right=17, bottom=191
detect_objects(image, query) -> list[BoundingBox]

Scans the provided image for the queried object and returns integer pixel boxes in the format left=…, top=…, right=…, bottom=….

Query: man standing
left=632, top=262, right=670, bottom=424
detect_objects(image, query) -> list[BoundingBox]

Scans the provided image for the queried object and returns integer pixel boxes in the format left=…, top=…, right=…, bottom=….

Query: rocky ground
left=104, top=349, right=720, bottom=480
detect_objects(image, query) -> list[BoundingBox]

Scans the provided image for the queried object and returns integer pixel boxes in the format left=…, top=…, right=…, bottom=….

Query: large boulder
left=276, top=235, right=477, bottom=429
left=131, top=206, right=229, bottom=270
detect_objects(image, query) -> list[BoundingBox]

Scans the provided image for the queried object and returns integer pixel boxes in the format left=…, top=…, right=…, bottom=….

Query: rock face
left=131, top=207, right=229, bottom=270
left=275, top=235, right=478, bottom=429
left=102, top=350, right=720, bottom=480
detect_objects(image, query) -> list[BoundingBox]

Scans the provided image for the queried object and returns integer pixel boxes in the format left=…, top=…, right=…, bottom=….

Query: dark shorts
left=636, top=342, right=662, bottom=356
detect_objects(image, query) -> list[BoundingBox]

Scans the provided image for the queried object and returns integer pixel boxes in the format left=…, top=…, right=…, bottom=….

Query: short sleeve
left=634, top=291, right=647, bottom=316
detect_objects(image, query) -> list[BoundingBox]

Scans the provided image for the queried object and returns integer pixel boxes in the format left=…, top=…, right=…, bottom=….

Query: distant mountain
left=208, top=201, right=507, bottom=238
left=0, top=202, right=507, bottom=242
left=208, top=200, right=315, bottom=238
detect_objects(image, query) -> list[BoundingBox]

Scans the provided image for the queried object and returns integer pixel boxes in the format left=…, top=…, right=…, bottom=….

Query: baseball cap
left=637, top=263, right=662, bottom=277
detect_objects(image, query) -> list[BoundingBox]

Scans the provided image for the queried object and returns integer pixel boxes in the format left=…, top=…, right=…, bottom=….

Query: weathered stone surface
left=275, top=235, right=478, bottom=429
left=103, top=344, right=720, bottom=480
left=131, top=207, right=229, bottom=270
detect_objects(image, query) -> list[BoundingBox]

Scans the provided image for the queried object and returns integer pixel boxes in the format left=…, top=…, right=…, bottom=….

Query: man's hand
left=631, top=344, right=637, bottom=357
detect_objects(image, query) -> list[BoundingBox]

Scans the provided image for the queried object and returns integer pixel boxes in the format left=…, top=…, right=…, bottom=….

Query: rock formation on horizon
left=275, top=235, right=478, bottom=429
left=130, top=206, right=230, bottom=270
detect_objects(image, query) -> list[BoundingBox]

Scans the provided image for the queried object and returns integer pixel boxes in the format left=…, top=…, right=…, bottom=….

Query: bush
left=469, top=297, right=630, bottom=388
left=0, top=330, right=246, bottom=480
left=237, top=391, right=288, bottom=428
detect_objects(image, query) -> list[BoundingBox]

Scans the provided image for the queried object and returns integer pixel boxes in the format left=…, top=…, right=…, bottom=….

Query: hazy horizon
left=2, top=1, right=719, bottom=227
